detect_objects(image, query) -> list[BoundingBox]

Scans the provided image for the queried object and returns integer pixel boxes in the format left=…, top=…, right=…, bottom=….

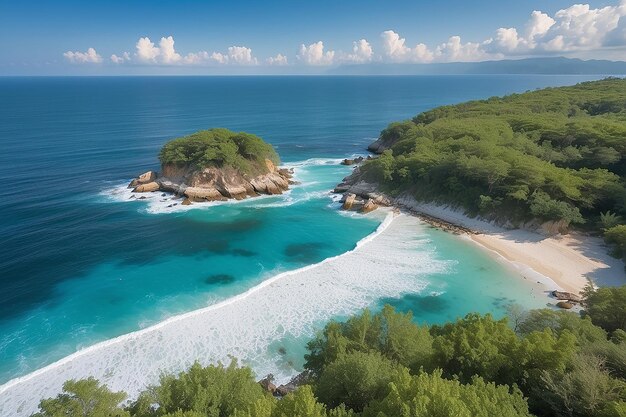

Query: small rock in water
left=557, top=301, right=574, bottom=309
left=278, top=347, right=287, bottom=355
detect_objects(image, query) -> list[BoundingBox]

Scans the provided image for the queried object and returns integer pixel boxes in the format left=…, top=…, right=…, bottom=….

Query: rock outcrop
left=552, top=290, right=582, bottom=303
left=341, top=156, right=364, bottom=166
left=129, top=160, right=292, bottom=203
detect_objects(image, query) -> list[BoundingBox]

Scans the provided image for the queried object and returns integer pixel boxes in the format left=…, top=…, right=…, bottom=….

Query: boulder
left=181, top=198, right=192, bottom=206
left=552, top=290, right=582, bottom=302
left=258, top=375, right=276, bottom=394
left=343, top=193, right=356, bottom=210
left=278, top=168, right=293, bottom=178
left=184, top=186, right=224, bottom=201
left=133, top=181, right=160, bottom=193
left=557, top=301, right=574, bottom=309
left=275, top=383, right=297, bottom=397
left=137, top=171, right=157, bottom=184
left=361, top=198, right=378, bottom=214
left=341, top=159, right=355, bottom=166
left=334, top=183, right=350, bottom=193
left=128, top=179, right=138, bottom=188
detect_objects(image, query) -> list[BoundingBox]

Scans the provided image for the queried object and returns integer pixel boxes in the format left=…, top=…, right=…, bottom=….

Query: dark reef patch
left=232, top=248, right=257, bottom=257
left=205, top=240, right=230, bottom=254
left=205, top=274, right=236, bottom=285
left=284, top=242, right=325, bottom=263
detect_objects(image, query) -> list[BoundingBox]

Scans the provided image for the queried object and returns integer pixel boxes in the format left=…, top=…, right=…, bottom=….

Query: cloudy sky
left=2, top=0, right=626, bottom=75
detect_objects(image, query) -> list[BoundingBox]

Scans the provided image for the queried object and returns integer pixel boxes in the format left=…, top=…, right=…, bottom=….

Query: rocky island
left=129, top=128, right=293, bottom=204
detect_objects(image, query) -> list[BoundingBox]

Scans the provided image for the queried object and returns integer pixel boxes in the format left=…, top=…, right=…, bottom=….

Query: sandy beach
left=394, top=196, right=626, bottom=294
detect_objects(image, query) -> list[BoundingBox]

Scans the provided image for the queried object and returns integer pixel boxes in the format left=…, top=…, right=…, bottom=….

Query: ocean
left=0, top=75, right=603, bottom=411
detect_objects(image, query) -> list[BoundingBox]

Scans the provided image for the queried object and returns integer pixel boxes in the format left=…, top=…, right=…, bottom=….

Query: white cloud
left=381, top=30, right=433, bottom=62
left=267, top=53, right=288, bottom=65
left=136, top=37, right=160, bottom=62
left=227, top=46, right=258, bottom=65
left=526, top=11, right=556, bottom=42
left=379, top=1, right=626, bottom=63
left=341, top=39, right=373, bottom=63
left=436, top=36, right=491, bottom=62
left=110, top=52, right=130, bottom=64
left=159, top=36, right=181, bottom=64
left=63, top=47, right=102, bottom=64
left=132, top=36, right=258, bottom=66
left=63, top=2, right=626, bottom=69
left=208, top=46, right=258, bottom=65
left=297, top=41, right=335, bottom=65
left=182, top=51, right=210, bottom=64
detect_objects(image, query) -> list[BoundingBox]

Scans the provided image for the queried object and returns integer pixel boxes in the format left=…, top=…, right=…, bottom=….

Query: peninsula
left=337, top=78, right=626, bottom=293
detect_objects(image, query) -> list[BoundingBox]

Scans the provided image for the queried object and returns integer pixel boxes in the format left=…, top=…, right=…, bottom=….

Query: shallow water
left=0, top=75, right=601, bottom=389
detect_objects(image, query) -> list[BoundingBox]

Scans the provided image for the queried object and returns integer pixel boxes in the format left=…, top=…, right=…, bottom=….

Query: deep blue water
left=0, top=75, right=603, bottom=384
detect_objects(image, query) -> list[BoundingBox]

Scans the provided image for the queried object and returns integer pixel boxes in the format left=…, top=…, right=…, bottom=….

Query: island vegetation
left=159, top=129, right=280, bottom=176
left=355, top=78, right=626, bottom=257
left=31, top=284, right=626, bottom=417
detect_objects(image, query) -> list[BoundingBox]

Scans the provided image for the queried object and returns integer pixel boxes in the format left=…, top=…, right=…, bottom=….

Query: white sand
left=395, top=196, right=626, bottom=294
left=0, top=212, right=451, bottom=417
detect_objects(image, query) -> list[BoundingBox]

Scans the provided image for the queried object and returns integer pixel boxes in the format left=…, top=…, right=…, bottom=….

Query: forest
left=31, top=285, right=626, bottom=417
left=159, top=128, right=280, bottom=176
left=360, top=78, right=626, bottom=259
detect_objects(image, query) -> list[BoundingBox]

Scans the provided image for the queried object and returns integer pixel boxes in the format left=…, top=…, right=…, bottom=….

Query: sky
left=2, top=0, right=626, bottom=75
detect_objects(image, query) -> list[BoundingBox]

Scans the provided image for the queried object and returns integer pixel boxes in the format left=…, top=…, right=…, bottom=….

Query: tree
left=32, top=377, right=129, bottom=417
left=582, top=284, right=626, bottom=333
left=129, top=361, right=267, bottom=417
left=361, top=369, right=532, bottom=417
left=431, top=313, right=520, bottom=385
left=305, top=306, right=432, bottom=376
left=535, top=354, right=626, bottom=417
left=605, top=226, right=626, bottom=261
left=314, top=351, right=402, bottom=411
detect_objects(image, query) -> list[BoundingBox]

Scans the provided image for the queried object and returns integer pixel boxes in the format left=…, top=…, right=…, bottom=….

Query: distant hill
left=329, top=57, right=626, bottom=75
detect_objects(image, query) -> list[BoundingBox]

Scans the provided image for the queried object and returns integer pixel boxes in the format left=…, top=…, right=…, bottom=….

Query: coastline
left=389, top=195, right=626, bottom=294
left=1, top=211, right=457, bottom=417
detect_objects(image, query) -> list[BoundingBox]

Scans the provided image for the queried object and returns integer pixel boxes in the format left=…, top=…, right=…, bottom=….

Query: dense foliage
left=32, top=287, right=626, bottom=417
left=361, top=78, right=626, bottom=239
left=159, top=128, right=280, bottom=175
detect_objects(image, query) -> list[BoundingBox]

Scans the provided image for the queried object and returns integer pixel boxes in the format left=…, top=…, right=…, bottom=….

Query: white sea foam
left=98, top=157, right=345, bottom=215
left=0, top=213, right=450, bottom=416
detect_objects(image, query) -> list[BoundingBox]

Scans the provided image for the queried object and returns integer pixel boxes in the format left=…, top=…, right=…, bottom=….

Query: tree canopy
left=32, top=295, right=626, bottom=417
left=159, top=128, right=280, bottom=175
left=360, top=78, right=626, bottom=238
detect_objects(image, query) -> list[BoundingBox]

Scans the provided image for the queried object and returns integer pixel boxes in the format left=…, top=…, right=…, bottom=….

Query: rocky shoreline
left=128, top=158, right=294, bottom=205
left=332, top=155, right=593, bottom=309
left=333, top=165, right=475, bottom=235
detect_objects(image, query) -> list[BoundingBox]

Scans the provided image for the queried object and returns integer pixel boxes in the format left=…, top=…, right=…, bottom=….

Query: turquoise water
left=0, top=75, right=601, bottom=385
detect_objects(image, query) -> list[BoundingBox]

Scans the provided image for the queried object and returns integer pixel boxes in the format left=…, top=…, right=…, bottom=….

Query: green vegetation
left=32, top=286, right=626, bottom=417
left=361, top=78, right=626, bottom=243
left=159, top=128, right=279, bottom=175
